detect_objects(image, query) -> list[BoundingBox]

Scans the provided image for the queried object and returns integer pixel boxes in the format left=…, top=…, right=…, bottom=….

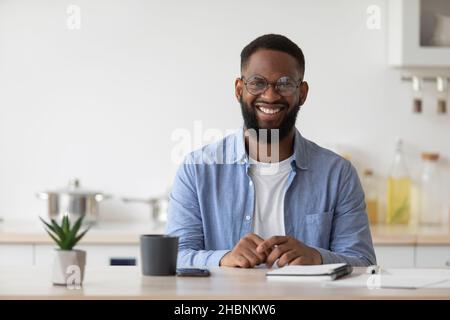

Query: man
left=166, top=34, right=376, bottom=268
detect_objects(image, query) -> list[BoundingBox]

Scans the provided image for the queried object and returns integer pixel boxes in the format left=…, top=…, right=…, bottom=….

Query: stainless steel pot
left=36, top=178, right=111, bottom=223
left=122, top=191, right=169, bottom=227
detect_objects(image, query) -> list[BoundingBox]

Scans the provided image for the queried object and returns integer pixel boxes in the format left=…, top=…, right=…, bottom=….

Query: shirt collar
left=234, top=127, right=309, bottom=170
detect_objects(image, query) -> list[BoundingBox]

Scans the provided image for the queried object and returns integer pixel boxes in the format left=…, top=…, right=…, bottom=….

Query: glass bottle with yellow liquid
left=386, top=138, right=411, bottom=224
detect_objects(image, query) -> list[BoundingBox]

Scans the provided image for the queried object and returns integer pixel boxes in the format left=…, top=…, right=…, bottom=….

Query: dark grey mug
left=140, top=234, right=179, bottom=276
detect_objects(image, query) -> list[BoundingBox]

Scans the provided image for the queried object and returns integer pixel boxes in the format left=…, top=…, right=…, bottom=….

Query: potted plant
left=40, top=214, right=90, bottom=286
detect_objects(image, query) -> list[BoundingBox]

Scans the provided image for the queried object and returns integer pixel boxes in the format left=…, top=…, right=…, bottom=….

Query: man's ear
left=299, top=81, right=309, bottom=106
left=235, top=77, right=243, bottom=102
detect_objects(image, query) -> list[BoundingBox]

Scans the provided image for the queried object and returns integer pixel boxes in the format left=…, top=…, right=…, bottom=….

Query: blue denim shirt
left=166, top=127, right=376, bottom=267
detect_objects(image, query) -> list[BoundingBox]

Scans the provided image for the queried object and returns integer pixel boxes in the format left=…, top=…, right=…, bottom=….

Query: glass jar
left=362, top=169, right=378, bottom=225
left=419, top=152, right=443, bottom=225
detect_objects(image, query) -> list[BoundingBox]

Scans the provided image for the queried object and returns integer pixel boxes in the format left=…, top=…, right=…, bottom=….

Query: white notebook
left=266, top=263, right=352, bottom=281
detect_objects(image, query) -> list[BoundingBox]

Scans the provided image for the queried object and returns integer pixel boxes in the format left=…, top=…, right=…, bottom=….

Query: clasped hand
left=219, top=233, right=322, bottom=268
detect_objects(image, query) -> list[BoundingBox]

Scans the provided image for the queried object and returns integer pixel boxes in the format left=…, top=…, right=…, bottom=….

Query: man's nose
left=260, top=83, right=281, bottom=102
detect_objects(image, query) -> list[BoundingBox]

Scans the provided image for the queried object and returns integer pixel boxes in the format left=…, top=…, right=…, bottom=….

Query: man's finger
left=245, top=249, right=264, bottom=267
left=246, top=233, right=265, bottom=246
left=265, top=244, right=290, bottom=268
left=240, top=239, right=266, bottom=262
left=289, top=256, right=307, bottom=265
left=257, top=236, right=288, bottom=253
left=277, top=250, right=299, bottom=267
left=235, top=254, right=251, bottom=268
left=250, top=234, right=272, bottom=257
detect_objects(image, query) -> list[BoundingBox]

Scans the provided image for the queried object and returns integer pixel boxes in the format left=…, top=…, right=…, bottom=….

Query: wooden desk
left=1, top=266, right=449, bottom=300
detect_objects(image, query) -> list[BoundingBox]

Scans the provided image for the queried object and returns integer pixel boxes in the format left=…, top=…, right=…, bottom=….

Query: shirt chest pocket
left=303, top=211, right=334, bottom=249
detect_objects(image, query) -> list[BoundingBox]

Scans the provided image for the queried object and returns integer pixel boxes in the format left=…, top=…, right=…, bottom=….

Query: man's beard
left=239, top=96, right=300, bottom=144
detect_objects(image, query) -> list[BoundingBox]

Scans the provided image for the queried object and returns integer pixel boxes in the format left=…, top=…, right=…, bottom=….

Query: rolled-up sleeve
left=314, top=161, right=377, bottom=267
left=165, top=155, right=229, bottom=267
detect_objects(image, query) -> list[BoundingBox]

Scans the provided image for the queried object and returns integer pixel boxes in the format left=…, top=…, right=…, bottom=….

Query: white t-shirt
left=248, top=155, right=293, bottom=239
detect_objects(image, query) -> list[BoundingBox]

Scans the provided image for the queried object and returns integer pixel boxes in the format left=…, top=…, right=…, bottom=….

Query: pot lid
left=41, top=178, right=103, bottom=196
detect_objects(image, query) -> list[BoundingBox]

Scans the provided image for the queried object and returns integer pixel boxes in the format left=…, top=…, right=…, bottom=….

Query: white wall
left=1, top=0, right=449, bottom=223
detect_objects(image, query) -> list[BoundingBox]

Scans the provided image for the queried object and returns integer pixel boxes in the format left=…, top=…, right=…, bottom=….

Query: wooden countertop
left=1, top=222, right=450, bottom=245
left=0, top=222, right=163, bottom=245
left=370, top=224, right=450, bottom=245
left=1, top=266, right=450, bottom=300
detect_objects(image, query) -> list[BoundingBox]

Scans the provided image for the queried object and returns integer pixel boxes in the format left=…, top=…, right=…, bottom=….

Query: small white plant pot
left=52, top=249, right=86, bottom=286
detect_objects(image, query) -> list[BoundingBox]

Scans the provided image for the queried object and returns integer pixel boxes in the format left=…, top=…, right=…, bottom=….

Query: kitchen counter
left=1, top=222, right=450, bottom=245
left=1, top=266, right=450, bottom=300
left=0, top=221, right=164, bottom=245
left=370, top=224, right=450, bottom=245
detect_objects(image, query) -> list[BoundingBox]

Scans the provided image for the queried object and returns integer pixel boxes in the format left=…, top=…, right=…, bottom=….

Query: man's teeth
left=257, top=106, right=282, bottom=114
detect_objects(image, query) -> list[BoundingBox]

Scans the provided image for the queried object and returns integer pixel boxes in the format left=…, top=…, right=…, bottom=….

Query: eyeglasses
left=241, top=75, right=303, bottom=97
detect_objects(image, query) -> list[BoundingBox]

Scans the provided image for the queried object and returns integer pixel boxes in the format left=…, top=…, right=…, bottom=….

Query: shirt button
left=245, top=215, right=251, bottom=221
left=249, top=180, right=253, bottom=186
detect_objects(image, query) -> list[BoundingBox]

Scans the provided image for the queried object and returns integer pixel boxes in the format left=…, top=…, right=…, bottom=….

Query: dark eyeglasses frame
left=240, top=75, right=303, bottom=97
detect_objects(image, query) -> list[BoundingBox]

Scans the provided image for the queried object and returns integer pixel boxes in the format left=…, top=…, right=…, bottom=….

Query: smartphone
left=176, top=268, right=210, bottom=277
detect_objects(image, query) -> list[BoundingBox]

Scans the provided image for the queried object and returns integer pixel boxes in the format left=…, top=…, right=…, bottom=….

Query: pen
left=366, top=265, right=380, bottom=274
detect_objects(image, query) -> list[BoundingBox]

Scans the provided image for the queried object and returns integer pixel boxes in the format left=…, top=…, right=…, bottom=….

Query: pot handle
left=94, top=194, right=113, bottom=202
left=36, top=192, right=49, bottom=200
left=122, top=197, right=156, bottom=205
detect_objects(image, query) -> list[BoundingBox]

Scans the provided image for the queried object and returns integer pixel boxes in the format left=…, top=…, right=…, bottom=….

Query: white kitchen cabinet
left=388, top=0, right=450, bottom=67
left=34, top=244, right=140, bottom=267
left=1, top=242, right=447, bottom=268
left=415, top=245, right=450, bottom=268
left=373, top=245, right=415, bottom=268
left=0, top=244, right=34, bottom=266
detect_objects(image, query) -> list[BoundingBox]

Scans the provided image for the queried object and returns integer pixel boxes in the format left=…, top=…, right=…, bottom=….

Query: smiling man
left=166, top=34, right=376, bottom=268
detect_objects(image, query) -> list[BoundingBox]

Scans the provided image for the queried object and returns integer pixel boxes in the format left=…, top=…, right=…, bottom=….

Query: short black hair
left=240, top=34, right=305, bottom=77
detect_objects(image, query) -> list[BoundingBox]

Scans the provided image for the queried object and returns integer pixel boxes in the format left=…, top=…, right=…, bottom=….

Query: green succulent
left=40, top=215, right=90, bottom=251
